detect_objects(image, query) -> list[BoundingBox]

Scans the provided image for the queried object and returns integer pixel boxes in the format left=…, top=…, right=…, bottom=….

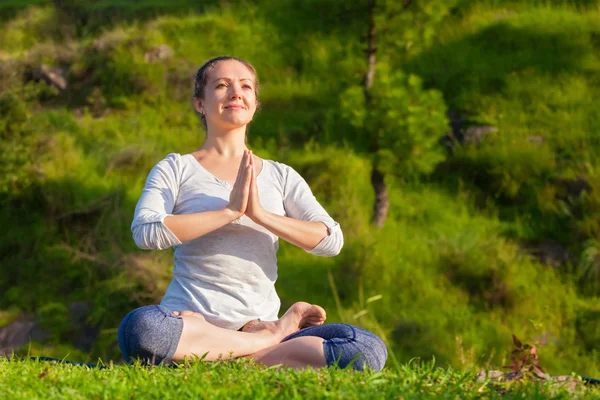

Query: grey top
left=131, top=153, right=344, bottom=330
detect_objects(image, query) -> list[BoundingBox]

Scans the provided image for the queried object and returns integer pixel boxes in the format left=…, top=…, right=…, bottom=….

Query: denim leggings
left=118, top=305, right=387, bottom=371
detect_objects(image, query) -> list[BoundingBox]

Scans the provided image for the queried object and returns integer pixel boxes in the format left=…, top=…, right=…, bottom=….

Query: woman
left=117, top=56, right=387, bottom=371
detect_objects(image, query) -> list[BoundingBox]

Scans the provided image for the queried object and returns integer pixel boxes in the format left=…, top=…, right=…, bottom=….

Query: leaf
left=352, top=310, right=369, bottom=319
left=535, top=364, right=545, bottom=373
left=366, top=294, right=383, bottom=303
left=533, top=365, right=548, bottom=380
left=503, top=360, right=520, bottom=373
left=512, top=334, right=523, bottom=349
left=367, top=371, right=385, bottom=381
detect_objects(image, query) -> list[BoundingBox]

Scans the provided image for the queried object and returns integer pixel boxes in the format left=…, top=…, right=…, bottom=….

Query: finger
left=171, top=311, right=180, bottom=316
left=240, top=165, right=252, bottom=201
left=244, top=163, right=253, bottom=187
left=248, top=164, right=256, bottom=202
left=250, top=155, right=256, bottom=183
left=236, top=150, right=248, bottom=188
left=235, top=151, right=247, bottom=186
left=236, top=162, right=251, bottom=194
left=250, top=151, right=257, bottom=179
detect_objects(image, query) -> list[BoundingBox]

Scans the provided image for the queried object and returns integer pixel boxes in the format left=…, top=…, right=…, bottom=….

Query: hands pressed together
left=223, top=149, right=330, bottom=252
left=225, top=149, right=265, bottom=223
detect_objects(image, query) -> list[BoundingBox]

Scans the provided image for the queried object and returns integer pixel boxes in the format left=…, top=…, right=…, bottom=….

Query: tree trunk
left=371, top=167, right=389, bottom=228
left=364, top=0, right=377, bottom=103
left=364, top=0, right=390, bottom=228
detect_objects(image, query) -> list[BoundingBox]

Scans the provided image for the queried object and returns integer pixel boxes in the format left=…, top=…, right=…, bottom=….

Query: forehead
left=209, top=60, right=255, bottom=81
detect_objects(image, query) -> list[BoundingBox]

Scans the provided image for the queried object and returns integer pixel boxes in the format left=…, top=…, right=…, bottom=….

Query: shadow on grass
left=0, top=0, right=219, bottom=33
left=405, top=21, right=597, bottom=107
left=406, top=18, right=600, bottom=244
left=0, top=0, right=367, bottom=42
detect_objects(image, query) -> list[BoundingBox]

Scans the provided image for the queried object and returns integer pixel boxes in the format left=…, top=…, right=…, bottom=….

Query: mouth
left=224, top=105, right=245, bottom=110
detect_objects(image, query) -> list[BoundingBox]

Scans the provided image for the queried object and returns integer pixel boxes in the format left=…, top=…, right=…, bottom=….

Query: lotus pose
left=117, top=56, right=387, bottom=371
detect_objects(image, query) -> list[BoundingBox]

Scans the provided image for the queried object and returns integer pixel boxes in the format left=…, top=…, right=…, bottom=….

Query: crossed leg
left=241, top=325, right=327, bottom=369
left=170, top=302, right=327, bottom=364
left=120, top=302, right=386, bottom=370
left=241, top=317, right=388, bottom=371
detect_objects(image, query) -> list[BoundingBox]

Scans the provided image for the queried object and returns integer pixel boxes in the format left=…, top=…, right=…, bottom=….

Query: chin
left=222, top=116, right=253, bottom=128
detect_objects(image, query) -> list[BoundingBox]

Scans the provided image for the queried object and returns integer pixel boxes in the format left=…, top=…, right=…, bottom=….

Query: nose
left=229, top=82, right=243, bottom=99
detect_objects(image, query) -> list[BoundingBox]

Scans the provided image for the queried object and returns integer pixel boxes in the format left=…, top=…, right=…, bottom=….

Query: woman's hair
left=192, top=56, right=260, bottom=130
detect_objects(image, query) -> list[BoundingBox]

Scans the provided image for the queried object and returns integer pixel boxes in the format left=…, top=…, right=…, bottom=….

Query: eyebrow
left=212, top=77, right=254, bottom=83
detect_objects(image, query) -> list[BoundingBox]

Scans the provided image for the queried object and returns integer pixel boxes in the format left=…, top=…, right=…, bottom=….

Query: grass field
left=2, top=357, right=599, bottom=399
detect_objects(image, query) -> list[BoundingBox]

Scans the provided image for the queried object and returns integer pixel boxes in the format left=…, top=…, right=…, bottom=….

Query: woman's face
left=196, top=60, right=258, bottom=130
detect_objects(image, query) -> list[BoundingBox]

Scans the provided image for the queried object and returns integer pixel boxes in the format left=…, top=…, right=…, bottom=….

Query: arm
left=162, top=209, right=239, bottom=244
left=246, top=155, right=343, bottom=256
left=132, top=152, right=252, bottom=249
left=164, top=151, right=253, bottom=243
left=131, top=154, right=183, bottom=250
left=251, top=211, right=329, bottom=251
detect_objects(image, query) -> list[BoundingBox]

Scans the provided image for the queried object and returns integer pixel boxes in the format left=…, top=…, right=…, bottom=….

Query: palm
left=226, top=150, right=252, bottom=218
left=246, top=153, right=264, bottom=221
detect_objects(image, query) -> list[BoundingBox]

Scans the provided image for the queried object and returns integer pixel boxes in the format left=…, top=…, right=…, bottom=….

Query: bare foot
left=242, top=302, right=326, bottom=340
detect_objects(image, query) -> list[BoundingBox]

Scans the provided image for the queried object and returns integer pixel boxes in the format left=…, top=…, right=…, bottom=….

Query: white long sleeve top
left=131, top=153, right=344, bottom=330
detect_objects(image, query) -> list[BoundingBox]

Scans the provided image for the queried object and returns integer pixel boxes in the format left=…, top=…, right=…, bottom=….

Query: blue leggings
left=118, top=305, right=387, bottom=371
left=280, top=323, right=388, bottom=371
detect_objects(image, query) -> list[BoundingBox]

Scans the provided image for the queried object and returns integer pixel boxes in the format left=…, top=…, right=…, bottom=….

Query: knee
left=361, top=333, right=388, bottom=372
left=325, top=324, right=388, bottom=372
left=118, top=306, right=153, bottom=363
left=352, top=326, right=387, bottom=372
left=117, top=305, right=182, bottom=365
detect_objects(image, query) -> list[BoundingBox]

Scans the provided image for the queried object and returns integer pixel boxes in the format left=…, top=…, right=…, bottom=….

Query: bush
left=336, top=64, right=448, bottom=180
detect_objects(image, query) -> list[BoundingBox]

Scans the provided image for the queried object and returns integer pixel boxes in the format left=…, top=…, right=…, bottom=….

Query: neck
left=201, top=125, right=248, bottom=157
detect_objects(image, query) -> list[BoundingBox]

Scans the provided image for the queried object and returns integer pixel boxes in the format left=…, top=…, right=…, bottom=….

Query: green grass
left=1, top=357, right=599, bottom=399
left=405, top=2, right=600, bottom=244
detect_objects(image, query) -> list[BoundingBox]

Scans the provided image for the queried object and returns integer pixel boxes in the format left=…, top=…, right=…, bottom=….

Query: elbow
left=133, top=239, right=154, bottom=251
left=331, top=244, right=343, bottom=257
left=132, top=224, right=174, bottom=250
left=324, top=224, right=344, bottom=256
left=307, top=231, right=344, bottom=257
left=325, top=235, right=344, bottom=257
left=132, top=229, right=158, bottom=250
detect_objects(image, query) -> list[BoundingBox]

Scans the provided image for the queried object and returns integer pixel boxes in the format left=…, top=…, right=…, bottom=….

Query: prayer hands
left=225, top=150, right=252, bottom=219
left=225, top=149, right=265, bottom=222
left=245, top=151, right=265, bottom=223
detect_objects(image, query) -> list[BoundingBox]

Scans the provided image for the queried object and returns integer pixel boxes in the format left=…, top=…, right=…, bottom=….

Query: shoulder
left=152, top=153, right=192, bottom=173
left=262, top=160, right=309, bottom=196
left=264, top=159, right=303, bottom=175
left=146, top=153, right=194, bottom=183
left=262, top=160, right=303, bottom=182
left=160, top=152, right=184, bottom=166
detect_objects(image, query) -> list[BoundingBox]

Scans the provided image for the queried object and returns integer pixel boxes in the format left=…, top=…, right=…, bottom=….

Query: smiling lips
left=224, top=104, right=245, bottom=110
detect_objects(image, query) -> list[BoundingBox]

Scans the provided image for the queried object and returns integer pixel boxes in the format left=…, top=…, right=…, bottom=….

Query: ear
left=193, top=97, right=204, bottom=114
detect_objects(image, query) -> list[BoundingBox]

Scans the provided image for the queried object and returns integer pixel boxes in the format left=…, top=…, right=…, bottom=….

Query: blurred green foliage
left=338, top=65, right=448, bottom=178
left=0, top=0, right=599, bottom=377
